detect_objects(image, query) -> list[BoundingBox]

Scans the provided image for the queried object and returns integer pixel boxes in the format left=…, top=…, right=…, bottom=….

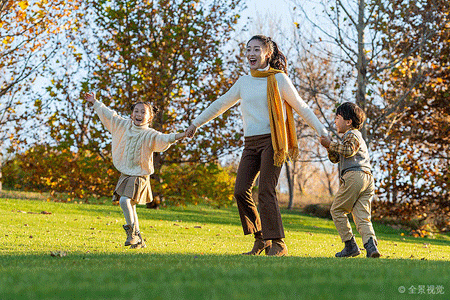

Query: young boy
left=83, top=93, right=186, bottom=249
left=319, top=102, right=380, bottom=258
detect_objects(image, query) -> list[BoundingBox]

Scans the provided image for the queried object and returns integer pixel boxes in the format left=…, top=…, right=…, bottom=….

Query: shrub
left=2, top=144, right=118, bottom=201
left=154, top=163, right=235, bottom=208
left=3, top=145, right=236, bottom=208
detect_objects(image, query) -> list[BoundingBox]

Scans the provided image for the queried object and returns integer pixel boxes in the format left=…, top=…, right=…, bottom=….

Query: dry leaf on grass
left=50, top=251, right=67, bottom=257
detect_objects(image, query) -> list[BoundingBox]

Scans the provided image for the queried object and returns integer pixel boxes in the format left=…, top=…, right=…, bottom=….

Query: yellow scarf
left=251, top=67, right=299, bottom=166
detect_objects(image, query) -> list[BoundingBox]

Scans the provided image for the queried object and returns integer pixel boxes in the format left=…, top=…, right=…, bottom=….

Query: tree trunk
left=285, top=162, right=294, bottom=209
left=297, top=173, right=304, bottom=195
left=326, top=173, right=334, bottom=196
left=356, top=0, right=368, bottom=140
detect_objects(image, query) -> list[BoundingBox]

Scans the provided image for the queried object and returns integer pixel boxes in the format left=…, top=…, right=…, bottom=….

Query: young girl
left=83, top=93, right=186, bottom=249
left=186, top=35, right=328, bottom=256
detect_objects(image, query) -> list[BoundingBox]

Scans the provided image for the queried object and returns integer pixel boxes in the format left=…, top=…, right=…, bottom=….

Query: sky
left=238, top=0, right=296, bottom=38
left=243, top=0, right=293, bottom=21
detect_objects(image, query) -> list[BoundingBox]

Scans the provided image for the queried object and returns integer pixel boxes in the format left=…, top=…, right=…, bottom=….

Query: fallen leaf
left=194, top=226, right=202, bottom=229
left=50, top=251, right=67, bottom=257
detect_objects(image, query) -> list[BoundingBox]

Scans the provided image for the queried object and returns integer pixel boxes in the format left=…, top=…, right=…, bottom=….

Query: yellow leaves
left=18, top=1, right=29, bottom=10
left=2, top=36, right=14, bottom=45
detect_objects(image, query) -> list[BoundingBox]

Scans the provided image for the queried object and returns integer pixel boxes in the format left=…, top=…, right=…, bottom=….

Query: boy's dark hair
left=131, top=102, right=157, bottom=121
left=336, top=102, right=366, bottom=130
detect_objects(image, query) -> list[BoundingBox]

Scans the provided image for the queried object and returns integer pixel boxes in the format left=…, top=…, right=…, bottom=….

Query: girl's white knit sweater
left=93, top=101, right=177, bottom=176
left=193, top=69, right=328, bottom=137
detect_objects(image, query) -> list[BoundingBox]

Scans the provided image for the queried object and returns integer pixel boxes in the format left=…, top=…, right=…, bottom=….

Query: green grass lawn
left=1, top=191, right=449, bottom=299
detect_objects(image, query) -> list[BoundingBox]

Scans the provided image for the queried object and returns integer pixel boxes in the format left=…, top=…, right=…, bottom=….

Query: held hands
left=175, top=125, right=195, bottom=141
left=319, top=135, right=331, bottom=149
left=185, top=124, right=197, bottom=138
left=83, top=92, right=96, bottom=104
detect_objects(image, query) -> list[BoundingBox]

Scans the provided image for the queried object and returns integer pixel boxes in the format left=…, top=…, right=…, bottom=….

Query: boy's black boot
left=335, top=236, right=361, bottom=257
left=364, top=237, right=380, bottom=258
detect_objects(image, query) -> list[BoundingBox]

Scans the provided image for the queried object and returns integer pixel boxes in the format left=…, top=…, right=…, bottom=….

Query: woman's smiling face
left=246, top=39, right=269, bottom=70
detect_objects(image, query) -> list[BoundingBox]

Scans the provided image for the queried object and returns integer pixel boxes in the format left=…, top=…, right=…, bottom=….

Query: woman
left=186, top=35, right=328, bottom=256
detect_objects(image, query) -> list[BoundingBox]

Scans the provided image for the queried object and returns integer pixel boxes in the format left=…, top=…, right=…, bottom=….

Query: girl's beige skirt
left=112, top=174, right=153, bottom=205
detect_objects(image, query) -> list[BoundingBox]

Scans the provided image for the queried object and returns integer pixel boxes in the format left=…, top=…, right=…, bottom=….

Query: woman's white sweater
left=193, top=70, right=328, bottom=137
left=93, top=101, right=177, bottom=176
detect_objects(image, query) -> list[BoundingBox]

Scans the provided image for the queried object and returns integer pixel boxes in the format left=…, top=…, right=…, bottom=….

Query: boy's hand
left=185, top=124, right=197, bottom=138
left=83, top=92, right=96, bottom=104
left=320, top=136, right=331, bottom=149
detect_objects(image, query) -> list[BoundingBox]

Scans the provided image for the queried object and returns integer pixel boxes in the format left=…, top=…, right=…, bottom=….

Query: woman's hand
left=185, top=124, right=197, bottom=138
left=319, top=136, right=331, bottom=149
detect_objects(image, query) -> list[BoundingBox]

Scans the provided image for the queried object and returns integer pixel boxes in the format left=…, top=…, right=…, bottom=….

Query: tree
left=290, top=0, right=376, bottom=138
left=289, top=0, right=440, bottom=143
left=0, top=0, right=82, bottom=190
left=36, top=0, right=245, bottom=203
left=288, top=43, right=341, bottom=198
left=289, top=0, right=446, bottom=190
left=45, top=0, right=244, bottom=154
left=371, top=0, right=450, bottom=232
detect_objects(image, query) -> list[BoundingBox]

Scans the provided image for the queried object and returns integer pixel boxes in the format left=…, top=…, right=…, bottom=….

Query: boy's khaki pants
left=331, top=170, right=376, bottom=244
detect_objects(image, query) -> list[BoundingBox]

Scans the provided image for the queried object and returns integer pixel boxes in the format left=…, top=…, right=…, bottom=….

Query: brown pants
left=234, top=134, right=284, bottom=240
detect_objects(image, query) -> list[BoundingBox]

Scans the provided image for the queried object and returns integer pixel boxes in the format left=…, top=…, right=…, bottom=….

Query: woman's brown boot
left=267, top=238, right=288, bottom=256
left=242, top=232, right=271, bottom=255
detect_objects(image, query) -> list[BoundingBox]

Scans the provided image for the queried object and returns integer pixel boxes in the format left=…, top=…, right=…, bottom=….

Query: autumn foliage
left=154, top=163, right=235, bottom=208
left=3, top=145, right=235, bottom=207
left=369, top=0, right=450, bottom=234
left=3, top=145, right=117, bottom=201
